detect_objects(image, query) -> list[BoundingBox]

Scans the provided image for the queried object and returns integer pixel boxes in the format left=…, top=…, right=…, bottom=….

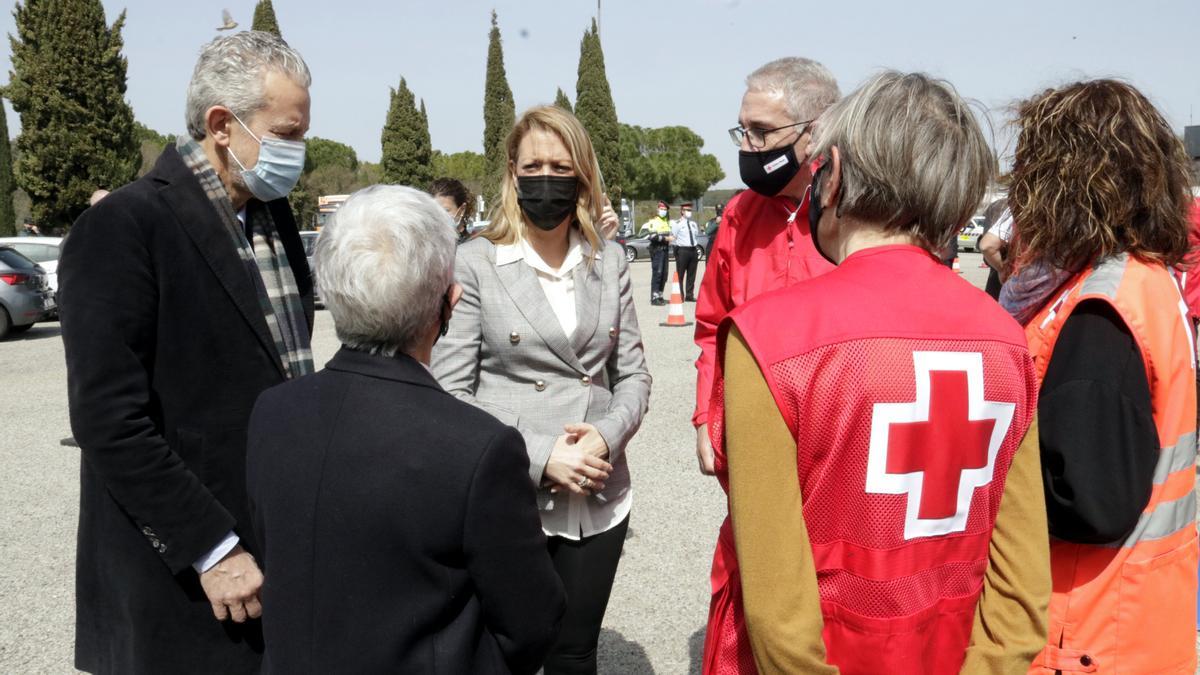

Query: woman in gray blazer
left=432, top=106, right=651, bottom=675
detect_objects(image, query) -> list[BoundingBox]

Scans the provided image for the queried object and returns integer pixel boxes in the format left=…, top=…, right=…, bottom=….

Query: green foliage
left=619, top=123, right=725, bottom=201
left=305, top=137, right=358, bottom=173
left=380, top=77, right=432, bottom=187
left=251, top=0, right=282, bottom=37
left=0, top=101, right=12, bottom=236
left=133, top=122, right=173, bottom=177
left=574, top=19, right=621, bottom=197
left=432, top=150, right=488, bottom=196
left=554, top=87, right=573, bottom=113
left=8, top=0, right=140, bottom=229
left=482, top=10, right=514, bottom=198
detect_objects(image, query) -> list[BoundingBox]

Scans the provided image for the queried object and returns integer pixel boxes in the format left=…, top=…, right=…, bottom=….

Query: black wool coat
left=246, top=348, right=567, bottom=675
left=59, top=144, right=313, bottom=675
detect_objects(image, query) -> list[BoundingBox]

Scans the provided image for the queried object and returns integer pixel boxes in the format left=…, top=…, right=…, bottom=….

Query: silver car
left=0, top=245, right=55, bottom=339
left=300, top=231, right=322, bottom=308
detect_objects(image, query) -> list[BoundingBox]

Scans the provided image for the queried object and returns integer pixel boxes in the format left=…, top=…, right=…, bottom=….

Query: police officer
left=672, top=202, right=701, bottom=301
left=645, top=200, right=674, bottom=305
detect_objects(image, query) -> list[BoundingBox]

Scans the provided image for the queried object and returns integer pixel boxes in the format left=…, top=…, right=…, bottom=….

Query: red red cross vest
left=704, top=245, right=1038, bottom=675
left=1025, top=254, right=1198, bottom=674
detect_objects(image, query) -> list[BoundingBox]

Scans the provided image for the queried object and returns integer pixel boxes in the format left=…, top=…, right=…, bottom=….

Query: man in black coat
left=246, top=185, right=566, bottom=674
left=59, top=32, right=315, bottom=674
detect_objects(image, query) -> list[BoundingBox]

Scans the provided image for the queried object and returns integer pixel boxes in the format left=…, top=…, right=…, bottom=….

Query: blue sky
left=1, top=0, right=1196, bottom=188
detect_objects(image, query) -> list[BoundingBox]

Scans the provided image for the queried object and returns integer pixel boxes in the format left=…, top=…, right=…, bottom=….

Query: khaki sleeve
left=962, top=415, right=1051, bottom=673
left=725, top=327, right=838, bottom=675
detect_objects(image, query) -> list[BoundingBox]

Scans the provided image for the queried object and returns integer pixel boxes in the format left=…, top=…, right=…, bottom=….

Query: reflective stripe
left=1080, top=253, right=1128, bottom=299
left=1106, top=490, right=1198, bottom=548
left=1152, top=431, right=1199, bottom=485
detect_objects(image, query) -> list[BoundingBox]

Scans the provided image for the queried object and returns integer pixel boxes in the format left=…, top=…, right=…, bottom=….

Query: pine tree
left=574, top=18, right=622, bottom=197
left=380, top=78, right=432, bottom=187
left=554, top=87, right=573, bottom=113
left=8, top=0, right=139, bottom=229
left=0, top=101, right=14, bottom=236
left=482, top=10, right=515, bottom=197
left=251, top=0, right=282, bottom=38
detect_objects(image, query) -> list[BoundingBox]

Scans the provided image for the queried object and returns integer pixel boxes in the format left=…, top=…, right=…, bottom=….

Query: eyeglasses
left=728, top=119, right=814, bottom=149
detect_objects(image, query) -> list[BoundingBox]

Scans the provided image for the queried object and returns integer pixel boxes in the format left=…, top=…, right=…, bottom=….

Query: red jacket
left=1180, top=198, right=1200, bottom=320
left=692, top=189, right=834, bottom=426
left=706, top=246, right=1038, bottom=674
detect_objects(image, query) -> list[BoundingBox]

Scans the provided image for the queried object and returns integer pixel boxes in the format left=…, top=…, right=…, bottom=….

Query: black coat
left=59, top=145, right=313, bottom=675
left=246, top=347, right=566, bottom=674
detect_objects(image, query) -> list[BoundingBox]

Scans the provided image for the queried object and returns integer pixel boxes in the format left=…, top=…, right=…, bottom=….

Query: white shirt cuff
left=192, top=531, right=239, bottom=574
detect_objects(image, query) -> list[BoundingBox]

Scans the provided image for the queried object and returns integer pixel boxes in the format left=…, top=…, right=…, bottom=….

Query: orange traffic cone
left=952, top=257, right=962, bottom=274
left=660, top=271, right=693, bottom=327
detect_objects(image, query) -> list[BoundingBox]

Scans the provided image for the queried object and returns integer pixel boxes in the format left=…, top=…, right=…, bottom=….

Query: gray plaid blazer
left=431, top=235, right=651, bottom=510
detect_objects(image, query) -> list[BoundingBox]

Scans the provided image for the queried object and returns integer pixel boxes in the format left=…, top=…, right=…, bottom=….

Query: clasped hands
left=543, top=422, right=612, bottom=496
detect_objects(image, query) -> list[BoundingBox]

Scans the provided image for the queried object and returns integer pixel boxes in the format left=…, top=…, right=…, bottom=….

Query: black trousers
left=675, top=246, right=698, bottom=299
left=542, top=516, right=630, bottom=675
left=649, top=246, right=669, bottom=297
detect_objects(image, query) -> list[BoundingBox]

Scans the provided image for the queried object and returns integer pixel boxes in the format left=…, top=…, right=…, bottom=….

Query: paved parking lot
left=1, top=252, right=1002, bottom=673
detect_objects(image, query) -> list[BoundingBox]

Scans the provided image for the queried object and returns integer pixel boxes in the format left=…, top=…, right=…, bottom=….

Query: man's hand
left=198, top=545, right=263, bottom=623
left=696, top=423, right=716, bottom=476
left=545, top=433, right=612, bottom=496
left=599, top=196, right=620, bottom=240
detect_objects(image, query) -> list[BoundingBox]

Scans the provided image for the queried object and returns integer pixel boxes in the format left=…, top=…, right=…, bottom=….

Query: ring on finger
left=577, top=476, right=591, bottom=489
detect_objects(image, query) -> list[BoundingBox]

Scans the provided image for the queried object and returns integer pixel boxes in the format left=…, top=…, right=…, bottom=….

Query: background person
left=246, top=185, right=565, bottom=675
left=644, top=200, right=673, bottom=305
left=707, top=71, right=1048, bottom=675
left=978, top=207, right=1012, bottom=299
left=672, top=202, right=701, bottom=301
left=704, top=202, right=724, bottom=259
left=432, top=105, right=651, bottom=675
left=1007, top=80, right=1197, bottom=674
left=429, top=176, right=473, bottom=242
left=58, top=31, right=314, bottom=674
left=693, top=57, right=839, bottom=476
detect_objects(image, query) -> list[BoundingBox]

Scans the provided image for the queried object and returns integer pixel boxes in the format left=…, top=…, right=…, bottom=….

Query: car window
left=12, top=243, right=57, bottom=263
left=301, top=235, right=318, bottom=256
left=0, top=247, right=38, bottom=270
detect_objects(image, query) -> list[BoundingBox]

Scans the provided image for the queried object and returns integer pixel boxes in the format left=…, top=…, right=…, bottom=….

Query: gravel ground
left=0, top=251, right=1102, bottom=675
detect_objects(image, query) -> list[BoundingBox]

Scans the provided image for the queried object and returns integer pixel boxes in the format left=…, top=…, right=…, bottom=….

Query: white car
left=0, top=236, right=63, bottom=293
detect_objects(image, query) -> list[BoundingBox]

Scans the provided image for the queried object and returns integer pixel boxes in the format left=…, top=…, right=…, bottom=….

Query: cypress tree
left=380, top=78, right=432, bottom=187
left=0, top=101, right=14, bottom=236
left=8, top=0, right=139, bottom=230
left=251, top=0, right=282, bottom=38
left=574, top=19, right=622, bottom=196
left=554, top=87, right=573, bottom=113
left=482, top=10, right=514, bottom=197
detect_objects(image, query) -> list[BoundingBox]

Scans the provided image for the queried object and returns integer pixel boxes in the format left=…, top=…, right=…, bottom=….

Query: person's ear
left=825, top=145, right=843, bottom=211
left=206, top=106, right=234, bottom=148
left=449, top=283, right=464, bottom=310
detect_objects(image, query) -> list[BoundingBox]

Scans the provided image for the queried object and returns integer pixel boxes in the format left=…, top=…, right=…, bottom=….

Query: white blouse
left=493, top=231, right=633, bottom=540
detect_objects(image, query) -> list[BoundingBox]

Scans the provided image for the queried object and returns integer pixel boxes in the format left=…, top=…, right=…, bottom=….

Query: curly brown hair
left=1008, top=79, right=1192, bottom=272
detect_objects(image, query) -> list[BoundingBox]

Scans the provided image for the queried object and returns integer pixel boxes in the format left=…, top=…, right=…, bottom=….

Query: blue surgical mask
left=227, top=113, right=306, bottom=202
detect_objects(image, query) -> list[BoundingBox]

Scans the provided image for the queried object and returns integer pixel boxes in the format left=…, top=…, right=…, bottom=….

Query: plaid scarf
left=176, top=138, right=314, bottom=379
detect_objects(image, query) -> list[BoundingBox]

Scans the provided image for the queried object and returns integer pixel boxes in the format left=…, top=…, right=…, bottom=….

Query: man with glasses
left=692, top=57, right=840, bottom=476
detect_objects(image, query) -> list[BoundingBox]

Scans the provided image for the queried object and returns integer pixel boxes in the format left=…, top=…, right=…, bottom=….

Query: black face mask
left=739, top=144, right=801, bottom=197
left=516, top=176, right=579, bottom=231
left=808, top=160, right=838, bottom=266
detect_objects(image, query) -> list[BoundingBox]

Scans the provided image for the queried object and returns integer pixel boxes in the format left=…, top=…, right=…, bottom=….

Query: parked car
left=617, top=230, right=710, bottom=263
left=956, top=216, right=986, bottom=253
left=0, top=245, right=55, bottom=339
left=0, top=236, right=63, bottom=293
left=299, top=231, right=322, bottom=308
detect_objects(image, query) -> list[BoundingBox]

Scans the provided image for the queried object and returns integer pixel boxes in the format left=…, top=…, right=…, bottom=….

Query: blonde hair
left=809, top=71, right=995, bottom=254
left=483, top=106, right=605, bottom=254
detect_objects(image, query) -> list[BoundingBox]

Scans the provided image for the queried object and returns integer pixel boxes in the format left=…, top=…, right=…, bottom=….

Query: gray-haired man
left=60, top=31, right=313, bottom=674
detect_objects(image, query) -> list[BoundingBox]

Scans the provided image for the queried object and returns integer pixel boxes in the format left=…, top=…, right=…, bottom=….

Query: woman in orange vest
left=1005, top=80, right=1198, bottom=674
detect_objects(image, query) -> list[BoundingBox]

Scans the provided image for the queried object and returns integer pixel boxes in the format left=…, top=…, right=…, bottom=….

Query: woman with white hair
left=432, top=106, right=651, bottom=675
left=703, top=72, right=1050, bottom=674
left=246, top=185, right=566, bottom=674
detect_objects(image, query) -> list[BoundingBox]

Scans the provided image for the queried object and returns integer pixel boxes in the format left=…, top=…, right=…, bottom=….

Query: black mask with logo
left=808, top=160, right=838, bottom=266
left=739, top=144, right=801, bottom=197
left=516, top=176, right=579, bottom=231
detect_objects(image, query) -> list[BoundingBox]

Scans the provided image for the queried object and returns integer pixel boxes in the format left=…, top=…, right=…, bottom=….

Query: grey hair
left=185, top=31, right=311, bottom=140
left=745, top=57, right=840, bottom=123
left=808, top=71, right=995, bottom=253
left=315, top=185, right=457, bottom=357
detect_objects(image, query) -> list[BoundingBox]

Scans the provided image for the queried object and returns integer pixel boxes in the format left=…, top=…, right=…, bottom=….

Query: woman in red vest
left=1006, top=80, right=1198, bottom=674
left=704, top=71, right=1051, bottom=674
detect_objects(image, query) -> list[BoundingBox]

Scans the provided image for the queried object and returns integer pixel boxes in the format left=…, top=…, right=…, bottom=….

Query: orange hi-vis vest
left=1025, top=254, right=1198, bottom=674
